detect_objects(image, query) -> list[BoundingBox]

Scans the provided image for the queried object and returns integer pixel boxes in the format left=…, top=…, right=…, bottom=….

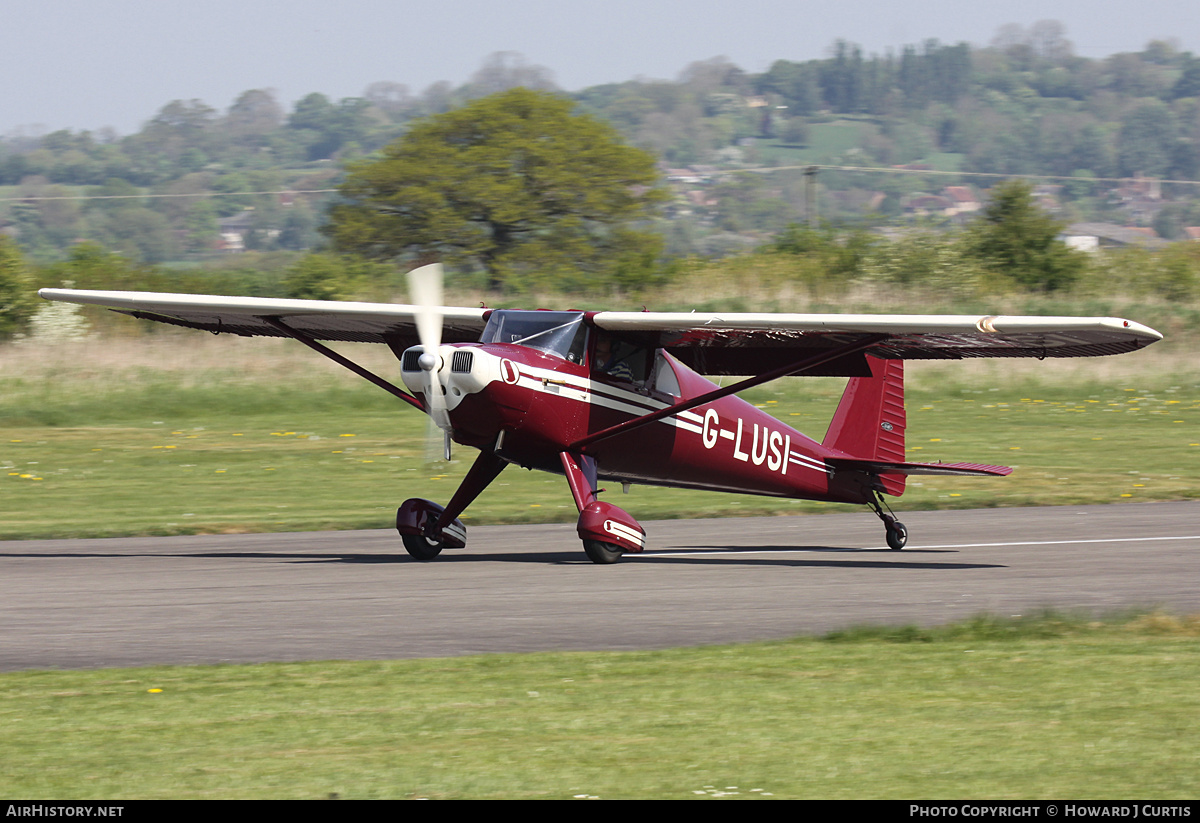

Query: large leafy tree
left=325, top=88, right=665, bottom=290
left=964, top=180, right=1084, bottom=292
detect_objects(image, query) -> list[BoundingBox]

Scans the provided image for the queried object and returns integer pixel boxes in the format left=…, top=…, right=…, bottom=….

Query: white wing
left=592, top=310, right=1161, bottom=374
left=39, top=289, right=1162, bottom=375
left=37, top=289, right=489, bottom=346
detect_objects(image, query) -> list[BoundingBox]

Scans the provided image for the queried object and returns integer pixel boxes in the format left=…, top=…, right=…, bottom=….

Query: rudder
left=822, top=355, right=906, bottom=494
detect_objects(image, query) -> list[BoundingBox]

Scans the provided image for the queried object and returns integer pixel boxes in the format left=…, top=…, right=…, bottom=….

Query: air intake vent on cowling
left=451, top=350, right=474, bottom=373
left=401, top=350, right=422, bottom=371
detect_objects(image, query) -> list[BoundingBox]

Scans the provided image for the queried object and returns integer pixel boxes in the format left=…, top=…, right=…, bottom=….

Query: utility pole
left=804, top=166, right=819, bottom=227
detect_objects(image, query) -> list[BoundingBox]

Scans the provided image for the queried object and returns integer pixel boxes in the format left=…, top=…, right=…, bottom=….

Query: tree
left=1117, top=100, right=1176, bottom=177
left=282, top=253, right=394, bottom=301
left=0, top=236, right=37, bottom=340
left=325, top=88, right=666, bottom=290
left=964, top=180, right=1084, bottom=292
left=225, top=89, right=284, bottom=146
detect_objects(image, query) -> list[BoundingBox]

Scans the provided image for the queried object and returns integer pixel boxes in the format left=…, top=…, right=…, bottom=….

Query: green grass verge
left=2, top=340, right=1198, bottom=539
left=2, top=612, right=1197, bottom=799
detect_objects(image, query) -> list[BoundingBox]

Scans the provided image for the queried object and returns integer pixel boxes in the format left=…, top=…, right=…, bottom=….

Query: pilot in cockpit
left=593, top=333, right=636, bottom=382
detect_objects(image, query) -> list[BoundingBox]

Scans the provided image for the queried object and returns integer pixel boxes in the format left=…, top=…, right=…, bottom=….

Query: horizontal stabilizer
left=828, top=458, right=1012, bottom=478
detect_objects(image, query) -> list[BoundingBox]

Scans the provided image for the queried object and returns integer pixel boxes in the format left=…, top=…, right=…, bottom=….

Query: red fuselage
left=405, top=341, right=874, bottom=506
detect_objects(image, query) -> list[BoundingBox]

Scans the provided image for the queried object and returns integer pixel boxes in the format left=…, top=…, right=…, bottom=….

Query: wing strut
left=569, top=334, right=889, bottom=452
left=261, top=316, right=426, bottom=412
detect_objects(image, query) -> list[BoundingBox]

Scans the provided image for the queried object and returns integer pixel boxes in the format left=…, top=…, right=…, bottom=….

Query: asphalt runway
left=2, top=501, right=1197, bottom=671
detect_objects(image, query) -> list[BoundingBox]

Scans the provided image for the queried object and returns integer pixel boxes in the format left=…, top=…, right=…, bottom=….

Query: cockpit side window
left=591, top=332, right=647, bottom=384
left=651, top=350, right=681, bottom=397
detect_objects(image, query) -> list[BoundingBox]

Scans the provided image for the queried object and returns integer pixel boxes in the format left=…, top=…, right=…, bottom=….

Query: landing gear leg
left=560, top=452, right=645, bottom=564
left=396, top=448, right=508, bottom=559
left=868, top=490, right=907, bottom=551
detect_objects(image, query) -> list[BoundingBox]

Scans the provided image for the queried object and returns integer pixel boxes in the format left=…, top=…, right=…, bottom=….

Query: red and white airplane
left=40, top=265, right=1162, bottom=563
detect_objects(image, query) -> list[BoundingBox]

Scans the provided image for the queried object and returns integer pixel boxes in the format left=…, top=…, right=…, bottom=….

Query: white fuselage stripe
left=499, top=362, right=827, bottom=468
left=511, top=366, right=707, bottom=435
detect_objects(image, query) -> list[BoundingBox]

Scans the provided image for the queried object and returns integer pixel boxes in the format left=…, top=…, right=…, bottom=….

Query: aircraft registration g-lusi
left=40, top=265, right=1162, bottom=563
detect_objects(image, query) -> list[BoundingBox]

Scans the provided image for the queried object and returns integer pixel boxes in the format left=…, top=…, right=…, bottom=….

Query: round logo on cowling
left=500, top=359, right=520, bottom=384
left=880, top=421, right=894, bottom=431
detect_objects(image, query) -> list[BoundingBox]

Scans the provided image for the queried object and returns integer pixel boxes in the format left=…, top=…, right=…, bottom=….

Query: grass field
left=2, top=321, right=1197, bottom=799
left=2, top=612, right=1197, bottom=799
left=2, top=334, right=1197, bottom=540
left=2, top=321, right=1197, bottom=537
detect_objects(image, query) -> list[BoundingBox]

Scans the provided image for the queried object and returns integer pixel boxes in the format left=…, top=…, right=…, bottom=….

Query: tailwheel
left=869, top=491, right=908, bottom=551
left=582, top=539, right=625, bottom=565
left=885, top=520, right=908, bottom=551
left=402, top=531, right=445, bottom=561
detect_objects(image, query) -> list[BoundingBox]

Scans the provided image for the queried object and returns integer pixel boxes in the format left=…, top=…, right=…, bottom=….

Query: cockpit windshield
left=480, top=310, right=588, bottom=364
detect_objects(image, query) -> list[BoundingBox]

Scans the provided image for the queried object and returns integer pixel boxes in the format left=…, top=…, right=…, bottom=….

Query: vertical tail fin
left=822, top=355, right=906, bottom=495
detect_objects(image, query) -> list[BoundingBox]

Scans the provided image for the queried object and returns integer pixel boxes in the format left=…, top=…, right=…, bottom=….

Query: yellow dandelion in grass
left=1121, top=493, right=1133, bottom=498
left=148, top=688, right=162, bottom=694
left=530, top=504, right=542, bottom=508
left=1009, top=446, right=1021, bottom=450
left=339, top=433, right=356, bottom=437
left=929, top=438, right=941, bottom=442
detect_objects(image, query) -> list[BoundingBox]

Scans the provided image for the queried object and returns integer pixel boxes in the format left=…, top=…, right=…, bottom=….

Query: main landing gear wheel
left=402, top=531, right=444, bottom=561
left=582, top=539, right=625, bottom=565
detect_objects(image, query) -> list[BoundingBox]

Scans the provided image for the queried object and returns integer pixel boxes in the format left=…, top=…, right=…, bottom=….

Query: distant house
left=1108, top=176, right=1164, bottom=224
left=216, top=209, right=280, bottom=253
left=901, top=187, right=980, bottom=221
left=684, top=190, right=718, bottom=208
left=942, top=186, right=981, bottom=215
left=1184, top=227, right=1200, bottom=242
left=1032, top=184, right=1064, bottom=213
left=1059, top=223, right=1168, bottom=252
left=216, top=212, right=256, bottom=253
left=665, top=168, right=704, bottom=185
left=904, top=194, right=952, bottom=216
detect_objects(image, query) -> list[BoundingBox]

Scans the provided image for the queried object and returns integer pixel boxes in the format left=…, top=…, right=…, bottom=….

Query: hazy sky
left=4, top=0, right=1197, bottom=136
